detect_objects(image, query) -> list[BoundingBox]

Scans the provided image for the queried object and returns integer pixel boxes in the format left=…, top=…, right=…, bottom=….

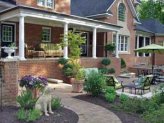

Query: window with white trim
left=42, top=27, right=51, bottom=42
left=118, top=3, right=126, bottom=21
left=37, top=0, right=53, bottom=8
left=2, top=25, right=13, bottom=42
left=113, top=34, right=129, bottom=52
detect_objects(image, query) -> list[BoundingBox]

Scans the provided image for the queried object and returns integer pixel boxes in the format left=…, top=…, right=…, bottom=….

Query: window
left=2, top=25, right=13, bottom=42
left=113, top=34, right=129, bottom=52
left=42, top=27, right=51, bottom=42
left=159, top=41, right=164, bottom=46
left=135, top=36, right=151, bottom=57
left=118, top=3, right=126, bottom=21
left=37, top=0, right=53, bottom=8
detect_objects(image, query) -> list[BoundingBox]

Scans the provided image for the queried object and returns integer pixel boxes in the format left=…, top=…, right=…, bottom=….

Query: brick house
left=0, top=0, right=164, bottom=66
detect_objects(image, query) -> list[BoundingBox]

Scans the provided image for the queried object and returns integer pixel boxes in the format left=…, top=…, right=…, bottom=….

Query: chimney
left=55, top=0, right=71, bottom=15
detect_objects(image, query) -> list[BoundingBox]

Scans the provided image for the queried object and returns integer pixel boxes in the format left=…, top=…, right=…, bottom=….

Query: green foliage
left=84, top=71, right=106, bottom=96
left=101, top=58, right=111, bottom=66
left=51, top=98, right=62, bottom=110
left=16, top=90, right=37, bottom=110
left=99, top=68, right=115, bottom=74
left=105, top=87, right=116, bottom=103
left=143, top=104, right=164, bottom=123
left=17, top=108, right=42, bottom=122
left=58, top=58, right=68, bottom=65
left=27, top=109, right=42, bottom=122
left=108, top=68, right=115, bottom=74
left=61, top=31, right=85, bottom=59
left=17, top=108, right=27, bottom=121
left=138, top=0, right=164, bottom=24
left=75, top=69, right=85, bottom=80
left=105, top=43, right=115, bottom=52
left=121, top=58, right=126, bottom=69
left=119, top=98, right=159, bottom=114
left=119, top=94, right=129, bottom=103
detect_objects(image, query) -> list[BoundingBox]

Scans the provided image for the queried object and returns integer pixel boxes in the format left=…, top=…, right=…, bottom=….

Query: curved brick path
left=50, top=83, right=122, bottom=123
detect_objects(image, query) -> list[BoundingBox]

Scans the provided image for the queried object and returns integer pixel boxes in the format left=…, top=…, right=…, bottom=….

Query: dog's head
left=43, top=86, right=54, bottom=95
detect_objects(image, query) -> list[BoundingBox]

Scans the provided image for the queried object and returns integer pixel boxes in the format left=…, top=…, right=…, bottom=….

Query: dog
left=35, top=86, right=54, bottom=116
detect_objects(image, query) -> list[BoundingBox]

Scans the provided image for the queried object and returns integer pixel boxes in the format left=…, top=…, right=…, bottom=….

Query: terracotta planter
left=72, top=80, right=84, bottom=93
left=65, top=77, right=75, bottom=84
left=27, top=88, right=40, bottom=99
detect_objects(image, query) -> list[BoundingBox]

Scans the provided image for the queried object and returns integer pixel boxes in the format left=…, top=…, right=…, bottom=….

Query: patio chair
left=105, top=75, right=122, bottom=89
left=122, top=75, right=153, bottom=95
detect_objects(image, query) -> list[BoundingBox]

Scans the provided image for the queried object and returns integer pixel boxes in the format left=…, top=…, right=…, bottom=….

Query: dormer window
left=37, top=0, right=54, bottom=8
left=118, top=3, right=126, bottom=21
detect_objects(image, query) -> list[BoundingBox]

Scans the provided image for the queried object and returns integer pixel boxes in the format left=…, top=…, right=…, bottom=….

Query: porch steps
left=47, top=78, right=63, bottom=84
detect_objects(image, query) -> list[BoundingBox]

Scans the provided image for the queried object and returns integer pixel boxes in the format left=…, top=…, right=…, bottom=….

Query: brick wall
left=154, top=36, right=164, bottom=65
left=0, top=61, right=18, bottom=106
left=19, top=58, right=121, bottom=80
left=15, top=0, right=70, bottom=14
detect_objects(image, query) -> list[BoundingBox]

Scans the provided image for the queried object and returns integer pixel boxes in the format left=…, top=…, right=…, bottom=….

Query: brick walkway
left=49, top=83, right=122, bottom=123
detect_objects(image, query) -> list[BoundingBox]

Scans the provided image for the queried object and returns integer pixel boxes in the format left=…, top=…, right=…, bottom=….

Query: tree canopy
left=138, top=0, right=164, bottom=24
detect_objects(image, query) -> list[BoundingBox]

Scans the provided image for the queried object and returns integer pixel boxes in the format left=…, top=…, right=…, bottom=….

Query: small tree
left=61, top=31, right=85, bottom=79
left=105, top=43, right=115, bottom=56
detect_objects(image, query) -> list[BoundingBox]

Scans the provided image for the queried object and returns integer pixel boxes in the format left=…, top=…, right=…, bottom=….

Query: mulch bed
left=0, top=106, right=79, bottom=123
left=74, top=94, right=145, bottom=123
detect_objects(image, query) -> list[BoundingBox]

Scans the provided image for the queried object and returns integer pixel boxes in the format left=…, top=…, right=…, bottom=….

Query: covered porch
left=0, top=6, right=121, bottom=60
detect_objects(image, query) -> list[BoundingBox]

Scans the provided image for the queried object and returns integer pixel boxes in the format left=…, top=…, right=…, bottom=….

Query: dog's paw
left=49, top=111, right=54, bottom=114
left=45, top=113, right=49, bottom=116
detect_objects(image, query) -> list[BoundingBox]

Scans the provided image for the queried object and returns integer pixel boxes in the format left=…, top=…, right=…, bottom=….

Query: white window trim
left=37, top=0, right=54, bottom=9
left=42, top=27, right=51, bottom=42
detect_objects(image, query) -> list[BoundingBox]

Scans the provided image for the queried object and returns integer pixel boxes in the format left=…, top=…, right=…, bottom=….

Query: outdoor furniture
left=105, top=75, right=122, bottom=89
left=40, top=43, right=63, bottom=57
left=122, top=75, right=153, bottom=95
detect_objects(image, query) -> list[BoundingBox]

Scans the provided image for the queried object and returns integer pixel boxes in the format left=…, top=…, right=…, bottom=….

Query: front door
left=1, top=24, right=15, bottom=57
left=81, top=32, right=88, bottom=56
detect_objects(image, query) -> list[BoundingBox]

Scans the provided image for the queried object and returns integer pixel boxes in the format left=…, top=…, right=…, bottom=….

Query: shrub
left=63, top=63, right=74, bottom=77
left=121, top=58, right=126, bottom=68
left=143, top=104, right=164, bottom=123
left=120, top=98, right=159, bottom=114
left=105, top=87, right=116, bottom=103
left=58, top=58, right=68, bottom=65
left=108, top=68, right=115, bottom=74
left=51, top=98, right=62, bottom=110
left=16, top=90, right=37, bottom=110
left=17, top=108, right=27, bottom=121
left=105, top=43, right=115, bottom=52
left=17, top=108, right=42, bottom=122
left=119, top=94, right=129, bottom=103
left=27, top=109, right=42, bottom=122
left=84, top=71, right=106, bottom=96
left=101, top=58, right=111, bottom=67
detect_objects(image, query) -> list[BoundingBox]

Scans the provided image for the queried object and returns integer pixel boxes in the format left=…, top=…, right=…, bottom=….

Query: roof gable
left=71, top=0, right=115, bottom=17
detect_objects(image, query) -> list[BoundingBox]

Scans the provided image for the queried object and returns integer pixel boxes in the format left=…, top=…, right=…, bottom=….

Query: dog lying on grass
left=35, top=86, right=54, bottom=116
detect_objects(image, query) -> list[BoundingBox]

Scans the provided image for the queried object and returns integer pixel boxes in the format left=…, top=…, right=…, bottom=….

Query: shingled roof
left=71, top=0, right=115, bottom=17
left=1, top=0, right=16, bottom=5
left=136, top=19, right=164, bottom=34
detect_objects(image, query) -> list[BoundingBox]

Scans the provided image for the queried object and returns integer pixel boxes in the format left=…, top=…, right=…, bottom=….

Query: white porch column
left=115, top=31, right=119, bottom=58
left=137, top=35, right=139, bottom=57
left=92, top=27, right=97, bottom=58
left=143, top=36, right=146, bottom=57
left=64, top=22, right=68, bottom=59
left=19, top=16, right=25, bottom=60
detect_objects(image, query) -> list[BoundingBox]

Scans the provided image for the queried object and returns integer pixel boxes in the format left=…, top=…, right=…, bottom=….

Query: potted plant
left=101, top=58, right=111, bottom=68
left=1, top=43, right=17, bottom=59
left=19, top=75, right=48, bottom=98
left=63, top=63, right=75, bottom=84
left=58, top=57, right=68, bottom=68
left=61, top=31, right=85, bottom=92
left=105, top=43, right=115, bottom=56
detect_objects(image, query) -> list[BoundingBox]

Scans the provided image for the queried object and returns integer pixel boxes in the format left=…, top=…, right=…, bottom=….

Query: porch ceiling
left=0, top=6, right=122, bottom=32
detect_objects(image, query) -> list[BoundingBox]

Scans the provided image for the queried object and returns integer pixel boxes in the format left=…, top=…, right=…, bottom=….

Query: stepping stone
left=47, top=78, right=63, bottom=84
